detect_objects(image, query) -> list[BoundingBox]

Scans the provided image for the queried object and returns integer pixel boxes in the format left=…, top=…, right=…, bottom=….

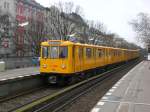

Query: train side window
left=114, top=51, right=116, bottom=56
left=104, top=50, right=106, bottom=56
left=115, top=51, right=117, bottom=56
left=111, top=51, right=114, bottom=56
left=86, top=48, right=92, bottom=58
left=110, top=50, right=112, bottom=56
left=118, top=51, right=120, bottom=56
left=104, top=49, right=106, bottom=56
left=98, top=49, right=103, bottom=57
left=42, top=46, right=48, bottom=58
left=59, top=46, right=68, bottom=58
left=109, top=50, right=111, bottom=56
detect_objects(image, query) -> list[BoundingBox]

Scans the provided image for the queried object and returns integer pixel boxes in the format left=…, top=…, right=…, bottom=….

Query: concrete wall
left=3, top=57, right=39, bottom=69
left=0, top=75, right=44, bottom=98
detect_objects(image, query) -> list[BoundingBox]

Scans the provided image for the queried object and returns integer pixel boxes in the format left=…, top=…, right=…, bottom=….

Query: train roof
left=41, top=40, right=74, bottom=46
left=41, top=40, right=139, bottom=51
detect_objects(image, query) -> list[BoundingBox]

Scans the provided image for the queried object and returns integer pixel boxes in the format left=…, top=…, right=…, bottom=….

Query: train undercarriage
left=41, top=60, right=130, bottom=86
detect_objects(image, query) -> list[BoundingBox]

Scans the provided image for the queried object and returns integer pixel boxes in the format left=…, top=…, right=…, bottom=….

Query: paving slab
left=91, top=61, right=150, bottom=112
left=0, top=67, right=39, bottom=81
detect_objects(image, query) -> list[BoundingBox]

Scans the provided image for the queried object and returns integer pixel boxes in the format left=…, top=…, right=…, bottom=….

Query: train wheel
left=57, top=76, right=69, bottom=86
left=47, top=75, right=57, bottom=84
left=67, top=76, right=77, bottom=85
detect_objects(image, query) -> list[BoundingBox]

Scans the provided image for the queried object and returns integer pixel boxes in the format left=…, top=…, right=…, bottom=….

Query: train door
left=79, top=47, right=84, bottom=71
left=93, top=47, right=96, bottom=68
left=97, top=48, right=104, bottom=67
left=74, top=46, right=83, bottom=72
left=74, top=46, right=79, bottom=72
left=105, top=48, right=108, bottom=65
left=108, top=48, right=111, bottom=64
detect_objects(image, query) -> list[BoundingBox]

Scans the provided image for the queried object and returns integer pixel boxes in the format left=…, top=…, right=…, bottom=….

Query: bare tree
left=87, top=20, right=108, bottom=45
left=46, top=2, right=85, bottom=40
left=112, top=34, right=139, bottom=49
left=130, top=12, right=150, bottom=46
left=103, top=33, right=115, bottom=47
left=24, top=19, right=45, bottom=56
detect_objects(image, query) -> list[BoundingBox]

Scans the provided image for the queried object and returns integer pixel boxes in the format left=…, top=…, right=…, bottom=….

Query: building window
left=7, top=3, right=9, bottom=9
left=4, top=2, right=6, bottom=8
left=4, top=2, right=9, bottom=9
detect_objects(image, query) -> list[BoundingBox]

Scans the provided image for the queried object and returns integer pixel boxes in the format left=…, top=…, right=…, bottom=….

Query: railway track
left=11, top=59, right=141, bottom=112
left=0, top=86, right=44, bottom=103
left=0, top=85, right=67, bottom=112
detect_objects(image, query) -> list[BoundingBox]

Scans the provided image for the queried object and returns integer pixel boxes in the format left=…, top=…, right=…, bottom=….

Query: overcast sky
left=35, top=0, right=150, bottom=45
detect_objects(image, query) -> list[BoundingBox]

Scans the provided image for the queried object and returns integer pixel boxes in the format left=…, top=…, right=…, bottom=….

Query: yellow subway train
left=40, top=40, right=139, bottom=84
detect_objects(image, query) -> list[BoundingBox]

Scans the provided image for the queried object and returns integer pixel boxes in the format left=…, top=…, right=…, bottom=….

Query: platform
left=0, top=67, right=39, bottom=81
left=91, top=61, right=150, bottom=112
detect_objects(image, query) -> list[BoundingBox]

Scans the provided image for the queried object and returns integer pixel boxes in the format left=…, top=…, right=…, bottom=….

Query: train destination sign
left=48, top=41, right=61, bottom=45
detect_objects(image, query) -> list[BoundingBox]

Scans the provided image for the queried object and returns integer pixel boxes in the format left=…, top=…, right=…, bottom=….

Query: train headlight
left=43, top=64, right=47, bottom=68
left=61, top=64, right=66, bottom=69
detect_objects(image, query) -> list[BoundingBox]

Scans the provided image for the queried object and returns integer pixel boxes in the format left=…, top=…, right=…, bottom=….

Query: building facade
left=0, top=0, right=89, bottom=57
left=16, top=0, right=45, bottom=56
left=0, top=0, right=45, bottom=57
left=0, top=0, right=16, bottom=57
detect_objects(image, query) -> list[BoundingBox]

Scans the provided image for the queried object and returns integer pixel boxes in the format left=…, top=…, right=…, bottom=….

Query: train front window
left=49, top=46, right=68, bottom=59
left=42, top=46, right=48, bottom=58
left=50, top=46, right=59, bottom=58
left=59, top=47, right=68, bottom=58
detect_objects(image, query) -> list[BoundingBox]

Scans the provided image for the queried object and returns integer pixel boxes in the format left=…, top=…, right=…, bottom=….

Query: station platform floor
left=91, top=61, right=150, bottom=112
left=0, top=67, right=39, bottom=81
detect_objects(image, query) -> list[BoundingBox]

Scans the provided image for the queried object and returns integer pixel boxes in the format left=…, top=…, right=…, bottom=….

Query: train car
left=40, top=40, right=139, bottom=85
